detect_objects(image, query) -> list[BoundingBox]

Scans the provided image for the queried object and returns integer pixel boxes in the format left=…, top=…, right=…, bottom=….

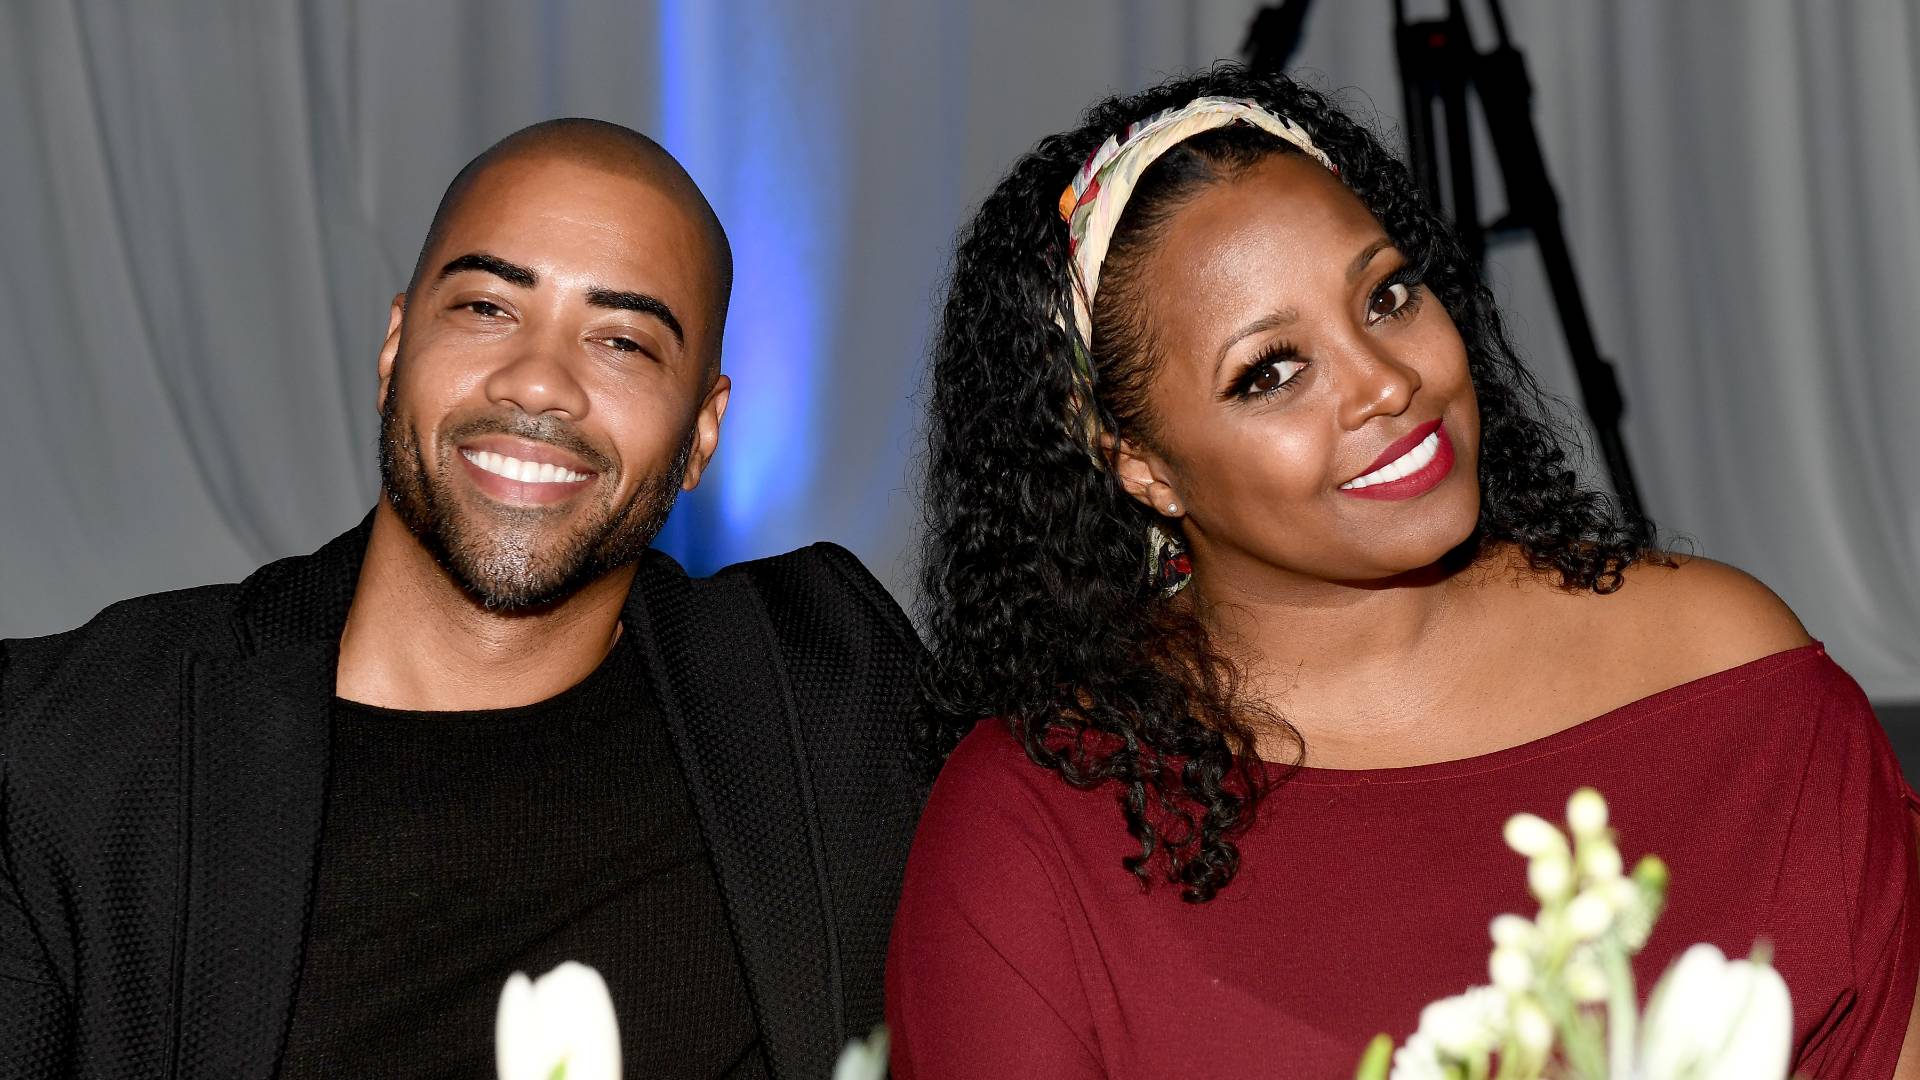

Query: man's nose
left=482, top=332, right=590, bottom=420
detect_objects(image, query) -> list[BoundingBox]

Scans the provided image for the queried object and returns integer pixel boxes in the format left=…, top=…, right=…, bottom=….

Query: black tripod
left=1246, top=0, right=1645, bottom=521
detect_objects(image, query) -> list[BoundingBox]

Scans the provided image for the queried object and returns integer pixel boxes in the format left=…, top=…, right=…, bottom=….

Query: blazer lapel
left=171, top=517, right=369, bottom=1077
left=627, top=555, right=842, bottom=1079
left=173, top=643, right=334, bottom=1079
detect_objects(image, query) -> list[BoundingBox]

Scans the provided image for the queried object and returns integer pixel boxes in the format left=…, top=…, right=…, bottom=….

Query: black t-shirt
left=280, top=636, right=766, bottom=1078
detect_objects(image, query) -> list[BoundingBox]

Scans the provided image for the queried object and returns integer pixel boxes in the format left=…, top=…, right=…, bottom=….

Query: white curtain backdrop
left=1, top=1, right=1914, bottom=702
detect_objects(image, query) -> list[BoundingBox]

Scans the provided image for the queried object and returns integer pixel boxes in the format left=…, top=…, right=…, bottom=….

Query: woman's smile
left=1339, top=418, right=1455, bottom=500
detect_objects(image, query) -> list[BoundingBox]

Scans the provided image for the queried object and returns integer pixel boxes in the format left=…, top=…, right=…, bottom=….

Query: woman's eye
left=1245, top=357, right=1305, bottom=396
left=1368, top=282, right=1413, bottom=321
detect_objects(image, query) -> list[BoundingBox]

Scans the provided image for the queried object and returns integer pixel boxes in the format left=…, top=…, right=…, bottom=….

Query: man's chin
left=377, top=440, right=682, bottom=611
left=390, top=500, right=613, bottom=611
left=439, top=544, right=612, bottom=612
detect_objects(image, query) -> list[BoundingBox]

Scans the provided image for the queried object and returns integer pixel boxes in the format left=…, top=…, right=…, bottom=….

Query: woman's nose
left=1337, top=343, right=1422, bottom=431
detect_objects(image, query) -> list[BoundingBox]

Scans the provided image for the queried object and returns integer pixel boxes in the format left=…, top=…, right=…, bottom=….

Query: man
left=0, top=120, right=925, bottom=1079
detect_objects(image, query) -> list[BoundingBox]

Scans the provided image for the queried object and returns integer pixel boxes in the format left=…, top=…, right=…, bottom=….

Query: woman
left=889, top=67, right=1918, bottom=1078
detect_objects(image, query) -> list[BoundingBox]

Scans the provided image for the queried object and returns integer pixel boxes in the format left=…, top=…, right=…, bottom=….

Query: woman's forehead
left=1146, top=158, right=1389, bottom=312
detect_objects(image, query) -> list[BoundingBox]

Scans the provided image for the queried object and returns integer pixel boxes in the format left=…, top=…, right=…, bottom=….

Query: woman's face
left=1114, top=152, right=1481, bottom=588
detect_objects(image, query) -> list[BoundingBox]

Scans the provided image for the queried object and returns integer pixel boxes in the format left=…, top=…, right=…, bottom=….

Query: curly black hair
left=918, top=66, right=1653, bottom=903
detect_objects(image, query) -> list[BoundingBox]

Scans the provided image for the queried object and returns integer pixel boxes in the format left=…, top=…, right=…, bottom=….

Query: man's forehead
left=445, top=154, right=696, bottom=235
left=431, top=159, right=710, bottom=288
left=406, top=121, right=732, bottom=370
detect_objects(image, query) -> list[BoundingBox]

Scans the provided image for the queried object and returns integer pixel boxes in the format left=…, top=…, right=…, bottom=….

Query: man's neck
left=334, top=503, right=634, bottom=711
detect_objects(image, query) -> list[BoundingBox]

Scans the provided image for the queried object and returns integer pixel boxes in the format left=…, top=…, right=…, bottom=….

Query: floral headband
left=1054, top=96, right=1337, bottom=461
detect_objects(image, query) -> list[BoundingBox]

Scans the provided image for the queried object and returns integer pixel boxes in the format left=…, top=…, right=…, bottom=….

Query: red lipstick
left=1340, top=418, right=1454, bottom=502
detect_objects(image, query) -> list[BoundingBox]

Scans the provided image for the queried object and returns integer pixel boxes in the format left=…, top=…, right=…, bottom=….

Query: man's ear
left=376, top=294, right=405, bottom=413
left=1106, top=433, right=1183, bottom=517
left=680, top=374, right=731, bottom=492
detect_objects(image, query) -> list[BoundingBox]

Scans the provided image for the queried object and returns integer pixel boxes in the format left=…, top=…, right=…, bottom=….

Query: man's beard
left=378, top=383, right=692, bottom=611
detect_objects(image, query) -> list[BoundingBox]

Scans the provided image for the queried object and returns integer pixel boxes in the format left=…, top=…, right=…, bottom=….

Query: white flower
left=1389, top=1031, right=1449, bottom=1080
left=1415, top=986, right=1508, bottom=1059
left=1638, top=944, right=1792, bottom=1080
left=833, top=1025, right=891, bottom=1080
left=496, top=961, right=622, bottom=1080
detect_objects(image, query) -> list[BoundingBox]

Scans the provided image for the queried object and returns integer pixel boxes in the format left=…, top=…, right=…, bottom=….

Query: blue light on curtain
left=648, top=0, right=847, bottom=576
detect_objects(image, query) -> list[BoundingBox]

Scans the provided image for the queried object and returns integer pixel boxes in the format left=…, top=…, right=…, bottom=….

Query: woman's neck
left=1186, top=545, right=1510, bottom=765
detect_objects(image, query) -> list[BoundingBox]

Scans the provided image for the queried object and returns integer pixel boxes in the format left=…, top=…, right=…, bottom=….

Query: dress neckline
left=1272, top=643, right=1828, bottom=787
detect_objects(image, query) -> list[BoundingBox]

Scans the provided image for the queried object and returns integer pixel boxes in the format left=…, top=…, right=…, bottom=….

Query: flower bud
left=1633, top=854, right=1670, bottom=897
left=1564, top=950, right=1610, bottom=1003
left=1504, top=813, right=1567, bottom=859
left=1528, top=854, right=1574, bottom=903
left=1490, top=945, right=1534, bottom=992
left=1489, top=913, right=1537, bottom=950
left=1512, top=997, right=1554, bottom=1059
left=1567, top=889, right=1614, bottom=940
left=1567, top=788, right=1608, bottom=837
left=1578, top=839, right=1623, bottom=882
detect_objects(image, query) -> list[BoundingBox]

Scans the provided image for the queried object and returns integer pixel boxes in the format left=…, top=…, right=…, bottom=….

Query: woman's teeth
left=462, top=449, right=590, bottom=484
left=1341, top=430, right=1441, bottom=490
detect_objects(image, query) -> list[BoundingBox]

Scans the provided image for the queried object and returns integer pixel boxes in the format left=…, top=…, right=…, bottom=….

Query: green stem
left=1602, top=944, right=1636, bottom=1080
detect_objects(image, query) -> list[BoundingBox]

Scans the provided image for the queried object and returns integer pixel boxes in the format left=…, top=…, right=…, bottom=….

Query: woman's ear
left=1105, top=434, right=1184, bottom=518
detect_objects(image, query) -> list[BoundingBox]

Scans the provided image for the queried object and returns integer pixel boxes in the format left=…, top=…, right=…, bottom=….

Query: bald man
left=0, top=120, right=925, bottom=1080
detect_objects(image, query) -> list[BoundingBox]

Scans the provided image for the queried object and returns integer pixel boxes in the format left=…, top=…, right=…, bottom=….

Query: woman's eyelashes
left=1226, top=266, right=1429, bottom=402
left=1227, top=343, right=1309, bottom=401
left=1366, top=265, right=1426, bottom=324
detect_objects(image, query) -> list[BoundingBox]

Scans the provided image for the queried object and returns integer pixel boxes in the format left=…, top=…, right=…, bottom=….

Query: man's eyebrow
left=1347, top=237, right=1394, bottom=282
left=586, top=287, right=685, bottom=346
left=437, top=252, right=538, bottom=289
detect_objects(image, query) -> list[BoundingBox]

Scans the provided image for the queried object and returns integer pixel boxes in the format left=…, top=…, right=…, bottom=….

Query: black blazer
left=0, top=520, right=927, bottom=1079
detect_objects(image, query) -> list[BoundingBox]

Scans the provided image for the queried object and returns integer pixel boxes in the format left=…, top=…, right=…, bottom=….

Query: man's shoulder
left=3, top=581, right=245, bottom=702
left=647, top=542, right=922, bottom=661
left=3, top=518, right=368, bottom=712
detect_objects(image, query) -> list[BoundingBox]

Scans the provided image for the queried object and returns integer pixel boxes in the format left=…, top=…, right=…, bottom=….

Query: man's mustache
left=440, top=412, right=616, bottom=475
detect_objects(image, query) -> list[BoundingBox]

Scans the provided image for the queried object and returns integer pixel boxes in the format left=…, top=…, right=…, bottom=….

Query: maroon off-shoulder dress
left=887, top=645, right=1920, bottom=1078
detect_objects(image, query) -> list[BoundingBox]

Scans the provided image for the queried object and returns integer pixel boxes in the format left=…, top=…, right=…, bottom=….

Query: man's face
left=377, top=154, right=729, bottom=609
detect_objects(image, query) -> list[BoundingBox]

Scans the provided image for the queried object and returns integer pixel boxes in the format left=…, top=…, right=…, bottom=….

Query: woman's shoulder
left=1614, top=552, right=1813, bottom=656
left=915, top=720, right=1077, bottom=854
left=1503, top=551, right=1816, bottom=704
left=900, top=719, right=1120, bottom=929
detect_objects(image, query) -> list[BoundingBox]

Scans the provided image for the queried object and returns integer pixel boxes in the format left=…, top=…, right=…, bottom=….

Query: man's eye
left=604, top=337, right=641, bottom=353
left=1368, top=282, right=1413, bottom=321
left=464, top=300, right=505, bottom=318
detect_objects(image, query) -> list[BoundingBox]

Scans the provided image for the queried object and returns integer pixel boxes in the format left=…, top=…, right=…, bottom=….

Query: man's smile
left=461, top=449, right=593, bottom=484
left=456, top=434, right=600, bottom=506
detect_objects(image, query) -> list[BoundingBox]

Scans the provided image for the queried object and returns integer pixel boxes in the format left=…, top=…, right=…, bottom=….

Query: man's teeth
left=1341, top=431, right=1441, bottom=490
left=461, top=449, right=590, bottom=484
